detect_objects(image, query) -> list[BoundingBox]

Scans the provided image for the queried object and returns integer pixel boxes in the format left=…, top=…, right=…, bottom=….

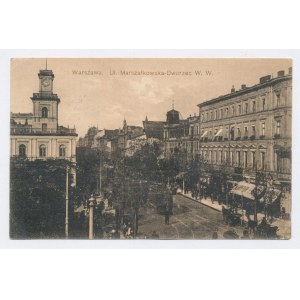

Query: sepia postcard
left=9, top=57, right=292, bottom=240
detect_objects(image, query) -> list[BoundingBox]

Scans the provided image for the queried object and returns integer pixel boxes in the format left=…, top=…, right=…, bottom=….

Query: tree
left=10, top=158, right=74, bottom=239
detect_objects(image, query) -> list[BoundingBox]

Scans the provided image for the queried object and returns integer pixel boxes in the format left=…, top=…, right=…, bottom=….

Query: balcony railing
left=11, top=127, right=76, bottom=135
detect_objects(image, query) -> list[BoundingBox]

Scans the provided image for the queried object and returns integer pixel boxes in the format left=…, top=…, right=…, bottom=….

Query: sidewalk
left=179, top=190, right=291, bottom=239
left=179, top=191, right=222, bottom=212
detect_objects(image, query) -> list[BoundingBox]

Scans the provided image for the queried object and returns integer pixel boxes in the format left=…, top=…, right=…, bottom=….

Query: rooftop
left=198, top=69, right=292, bottom=108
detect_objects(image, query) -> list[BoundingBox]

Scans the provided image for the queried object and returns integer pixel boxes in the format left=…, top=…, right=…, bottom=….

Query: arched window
left=19, top=144, right=26, bottom=157
left=59, top=145, right=66, bottom=158
left=39, top=144, right=46, bottom=157
left=42, top=107, right=48, bottom=118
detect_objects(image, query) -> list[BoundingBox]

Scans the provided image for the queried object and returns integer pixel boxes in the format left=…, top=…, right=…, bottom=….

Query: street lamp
left=88, top=194, right=96, bottom=240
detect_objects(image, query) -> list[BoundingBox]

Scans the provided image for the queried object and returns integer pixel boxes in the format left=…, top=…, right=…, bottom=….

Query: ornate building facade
left=163, top=109, right=200, bottom=162
left=10, top=68, right=78, bottom=177
left=197, top=68, right=292, bottom=184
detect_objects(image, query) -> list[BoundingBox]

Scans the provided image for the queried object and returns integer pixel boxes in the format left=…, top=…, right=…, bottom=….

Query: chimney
left=241, top=84, right=247, bottom=90
left=260, top=75, right=271, bottom=84
left=231, top=85, right=235, bottom=93
left=277, top=70, right=285, bottom=77
left=289, top=67, right=292, bottom=75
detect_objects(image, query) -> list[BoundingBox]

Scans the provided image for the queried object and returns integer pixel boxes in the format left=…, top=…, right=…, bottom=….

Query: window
left=210, top=111, right=213, bottom=120
left=220, top=109, right=223, bottom=119
left=39, top=144, right=46, bottom=157
left=42, top=107, right=48, bottom=118
left=215, top=110, right=218, bottom=120
left=244, top=126, right=248, bottom=137
left=276, top=120, right=281, bottom=135
left=230, top=127, right=234, bottom=140
left=244, top=152, right=248, bottom=168
left=261, top=122, right=265, bottom=136
left=252, top=125, right=256, bottom=136
left=206, top=112, right=208, bottom=121
left=42, top=123, right=47, bottom=132
left=252, top=152, right=256, bottom=169
left=276, top=93, right=281, bottom=107
left=237, top=151, right=241, bottom=166
left=237, top=128, right=241, bottom=138
left=232, top=106, right=235, bottom=116
left=59, top=145, right=66, bottom=158
left=225, top=108, right=228, bottom=117
left=262, top=98, right=266, bottom=111
left=238, top=104, right=241, bottom=115
left=252, top=101, right=256, bottom=112
left=244, top=102, right=248, bottom=114
left=19, top=144, right=26, bottom=157
left=261, top=152, right=265, bottom=170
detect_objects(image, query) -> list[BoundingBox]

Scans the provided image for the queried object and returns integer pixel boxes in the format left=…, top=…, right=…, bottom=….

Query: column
left=52, top=139, right=57, bottom=157
left=32, top=139, right=36, bottom=158
left=49, top=138, right=52, bottom=158
left=11, top=138, right=16, bottom=156
left=68, top=139, right=72, bottom=159
left=71, top=138, right=76, bottom=157
left=28, top=139, right=32, bottom=158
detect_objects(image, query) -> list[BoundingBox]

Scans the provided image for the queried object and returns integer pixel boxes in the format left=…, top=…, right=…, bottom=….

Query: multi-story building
left=80, top=120, right=145, bottom=158
left=10, top=68, right=78, bottom=180
left=197, top=68, right=292, bottom=184
left=163, top=109, right=200, bottom=162
left=143, top=116, right=165, bottom=140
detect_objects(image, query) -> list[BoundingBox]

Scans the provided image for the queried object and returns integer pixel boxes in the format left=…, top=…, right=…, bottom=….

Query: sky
left=11, top=58, right=292, bottom=138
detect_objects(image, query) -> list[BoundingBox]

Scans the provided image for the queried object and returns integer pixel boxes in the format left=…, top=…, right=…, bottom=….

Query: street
left=137, top=194, right=245, bottom=239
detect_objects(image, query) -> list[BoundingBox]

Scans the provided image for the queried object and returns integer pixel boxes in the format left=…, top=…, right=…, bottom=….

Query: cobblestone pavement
left=136, top=194, right=248, bottom=240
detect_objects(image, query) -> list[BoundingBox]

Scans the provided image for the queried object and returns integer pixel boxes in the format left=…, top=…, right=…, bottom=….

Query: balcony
left=11, top=126, right=77, bottom=136
left=250, top=135, right=256, bottom=140
left=273, top=134, right=281, bottom=139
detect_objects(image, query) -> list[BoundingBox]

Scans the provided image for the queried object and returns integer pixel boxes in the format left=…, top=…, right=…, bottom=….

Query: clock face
left=42, top=78, right=50, bottom=87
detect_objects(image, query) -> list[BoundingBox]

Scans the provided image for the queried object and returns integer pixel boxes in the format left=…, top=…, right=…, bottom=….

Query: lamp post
left=88, top=194, right=96, bottom=240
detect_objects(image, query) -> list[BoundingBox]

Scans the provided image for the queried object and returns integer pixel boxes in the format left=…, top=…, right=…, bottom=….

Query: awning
left=215, top=128, right=223, bottom=137
left=230, top=181, right=264, bottom=201
left=200, top=131, right=208, bottom=138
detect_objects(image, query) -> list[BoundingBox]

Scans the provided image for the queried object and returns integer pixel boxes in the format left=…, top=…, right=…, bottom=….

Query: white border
left=1, top=49, right=299, bottom=249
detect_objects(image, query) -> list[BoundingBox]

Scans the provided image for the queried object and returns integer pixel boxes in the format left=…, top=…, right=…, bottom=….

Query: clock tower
left=39, top=69, right=54, bottom=93
left=31, top=69, right=60, bottom=132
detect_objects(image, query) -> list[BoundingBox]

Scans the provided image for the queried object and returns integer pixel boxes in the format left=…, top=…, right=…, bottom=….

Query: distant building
left=10, top=68, right=78, bottom=182
left=80, top=119, right=145, bottom=158
left=143, top=116, right=165, bottom=140
left=198, top=68, right=292, bottom=184
left=163, top=109, right=200, bottom=161
left=77, top=126, right=99, bottom=148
